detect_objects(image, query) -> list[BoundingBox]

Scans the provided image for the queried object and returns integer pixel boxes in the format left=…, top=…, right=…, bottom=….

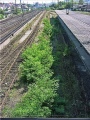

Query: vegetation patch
left=0, top=8, right=4, bottom=19
left=4, top=12, right=88, bottom=118
left=10, top=18, right=59, bottom=117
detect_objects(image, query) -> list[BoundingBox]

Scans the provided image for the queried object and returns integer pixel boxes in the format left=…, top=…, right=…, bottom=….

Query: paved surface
left=56, top=10, right=90, bottom=53
left=55, top=10, right=90, bottom=73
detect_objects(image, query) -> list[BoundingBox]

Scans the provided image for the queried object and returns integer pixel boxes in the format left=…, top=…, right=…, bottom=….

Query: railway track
left=0, top=11, right=42, bottom=59
left=0, top=11, right=46, bottom=115
left=0, top=10, right=42, bottom=44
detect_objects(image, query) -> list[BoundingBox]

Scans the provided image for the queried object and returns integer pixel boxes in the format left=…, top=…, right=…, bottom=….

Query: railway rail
left=0, top=11, right=42, bottom=57
left=0, top=11, right=46, bottom=116
left=0, top=10, right=42, bottom=44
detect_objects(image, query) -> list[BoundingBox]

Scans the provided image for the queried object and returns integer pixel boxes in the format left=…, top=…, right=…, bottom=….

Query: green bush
left=0, top=14, right=4, bottom=19
left=11, top=79, right=58, bottom=117
left=11, top=19, right=59, bottom=117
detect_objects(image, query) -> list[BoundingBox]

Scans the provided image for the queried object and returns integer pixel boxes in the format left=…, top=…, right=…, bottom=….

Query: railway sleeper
left=1, top=85, right=9, bottom=90
left=1, top=97, right=10, bottom=108
left=0, top=92, right=5, bottom=98
left=2, top=82, right=12, bottom=88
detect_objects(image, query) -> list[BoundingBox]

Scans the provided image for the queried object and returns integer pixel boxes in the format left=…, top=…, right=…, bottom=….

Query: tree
left=0, top=14, right=4, bottom=19
left=79, top=0, right=83, bottom=5
left=0, top=8, right=4, bottom=15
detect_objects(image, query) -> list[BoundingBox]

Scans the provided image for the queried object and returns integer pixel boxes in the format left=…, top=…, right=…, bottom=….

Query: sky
left=0, top=0, right=58, bottom=4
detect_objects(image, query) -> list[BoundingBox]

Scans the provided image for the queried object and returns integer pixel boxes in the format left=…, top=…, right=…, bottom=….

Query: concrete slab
left=55, top=10, right=90, bottom=73
left=55, top=10, right=90, bottom=54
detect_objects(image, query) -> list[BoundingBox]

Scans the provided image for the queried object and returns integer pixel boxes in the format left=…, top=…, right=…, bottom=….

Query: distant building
left=84, top=0, right=90, bottom=3
left=0, top=2, right=14, bottom=10
left=0, top=3, right=3, bottom=10
left=21, top=4, right=28, bottom=11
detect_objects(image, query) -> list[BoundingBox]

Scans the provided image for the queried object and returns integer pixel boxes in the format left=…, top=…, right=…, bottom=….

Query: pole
left=20, top=0, right=22, bottom=13
left=15, top=0, right=17, bottom=14
left=66, top=0, right=69, bottom=14
left=72, top=0, right=73, bottom=8
left=58, top=0, right=59, bottom=9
